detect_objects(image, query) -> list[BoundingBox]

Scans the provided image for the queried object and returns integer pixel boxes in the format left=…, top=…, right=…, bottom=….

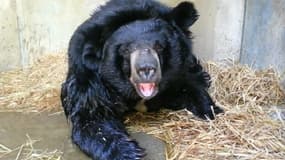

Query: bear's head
left=90, top=2, right=198, bottom=100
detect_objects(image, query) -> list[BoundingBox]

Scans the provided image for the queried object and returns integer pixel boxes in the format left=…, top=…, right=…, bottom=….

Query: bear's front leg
left=183, top=64, right=224, bottom=119
left=71, top=116, right=145, bottom=160
left=151, top=85, right=223, bottom=120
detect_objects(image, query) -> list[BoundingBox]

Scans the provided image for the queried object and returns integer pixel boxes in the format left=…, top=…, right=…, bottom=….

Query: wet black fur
left=61, top=0, right=223, bottom=159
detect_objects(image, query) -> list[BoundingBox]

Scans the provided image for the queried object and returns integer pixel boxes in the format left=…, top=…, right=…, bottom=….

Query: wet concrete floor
left=0, top=112, right=165, bottom=160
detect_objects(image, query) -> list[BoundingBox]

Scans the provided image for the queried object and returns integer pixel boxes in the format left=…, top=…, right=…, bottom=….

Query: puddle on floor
left=0, top=112, right=165, bottom=160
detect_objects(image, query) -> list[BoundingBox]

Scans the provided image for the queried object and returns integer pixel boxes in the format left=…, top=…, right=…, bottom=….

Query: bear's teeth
left=138, top=83, right=155, bottom=97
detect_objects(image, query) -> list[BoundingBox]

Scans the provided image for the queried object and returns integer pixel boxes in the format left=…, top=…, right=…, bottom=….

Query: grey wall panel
left=241, top=0, right=285, bottom=75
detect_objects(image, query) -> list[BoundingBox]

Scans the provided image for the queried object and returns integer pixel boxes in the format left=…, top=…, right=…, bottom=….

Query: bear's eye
left=118, top=44, right=131, bottom=56
left=121, top=57, right=131, bottom=78
left=116, top=46, right=131, bottom=78
left=153, top=42, right=163, bottom=53
left=114, top=53, right=131, bottom=80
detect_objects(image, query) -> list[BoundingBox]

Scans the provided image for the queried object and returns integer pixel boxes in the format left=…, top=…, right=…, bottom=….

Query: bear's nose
left=137, top=66, right=156, bottom=80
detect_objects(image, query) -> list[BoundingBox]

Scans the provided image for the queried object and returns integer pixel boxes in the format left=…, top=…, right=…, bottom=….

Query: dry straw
left=0, top=134, right=62, bottom=160
left=0, top=54, right=284, bottom=159
left=0, top=54, right=67, bottom=112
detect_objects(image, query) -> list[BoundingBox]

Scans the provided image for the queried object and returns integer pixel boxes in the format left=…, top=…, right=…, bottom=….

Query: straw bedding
left=0, top=54, right=284, bottom=159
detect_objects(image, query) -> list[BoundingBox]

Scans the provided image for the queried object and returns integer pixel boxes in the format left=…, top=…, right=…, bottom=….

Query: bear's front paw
left=190, top=105, right=224, bottom=120
left=111, top=138, right=145, bottom=160
left=205, top=105, right=224, bottom=120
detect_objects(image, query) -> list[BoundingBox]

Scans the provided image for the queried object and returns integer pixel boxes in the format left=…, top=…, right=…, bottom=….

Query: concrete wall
left=161, top=0, right=245, bottom=61
left=16, top=0, right=108, bottom=67
left=0, top=0, right=21, bottom=71
left=0, top=0, right=245, bottom=71
left=211, top=0, right=245, bottom=61
left=0, top=0, right=284, bottom=84
left=0, top=0, right=107, bottom=71
left=192, top=0, right=245, bottom=61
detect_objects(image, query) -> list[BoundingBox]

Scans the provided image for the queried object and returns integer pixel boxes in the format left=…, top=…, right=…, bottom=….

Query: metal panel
left=241, top=0, right=285, bottom=74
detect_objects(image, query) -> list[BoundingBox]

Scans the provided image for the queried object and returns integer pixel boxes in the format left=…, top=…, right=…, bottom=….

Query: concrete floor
left=0, top=112, right=165, bottom=160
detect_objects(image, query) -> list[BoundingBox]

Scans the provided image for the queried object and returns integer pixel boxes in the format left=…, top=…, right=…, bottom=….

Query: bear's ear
left=170, top=2, right=199, bottom=30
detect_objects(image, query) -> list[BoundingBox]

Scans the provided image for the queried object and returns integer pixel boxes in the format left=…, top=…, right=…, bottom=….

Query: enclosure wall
left=0, top=0, right=284, bottom=85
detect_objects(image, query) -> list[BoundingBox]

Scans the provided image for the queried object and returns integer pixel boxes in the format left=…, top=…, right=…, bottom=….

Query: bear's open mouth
left=137, top=83, right=156, bottom=97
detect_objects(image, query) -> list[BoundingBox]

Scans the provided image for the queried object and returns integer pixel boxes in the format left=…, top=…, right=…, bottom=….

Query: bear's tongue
left=138, top=83, right=155, bottom=97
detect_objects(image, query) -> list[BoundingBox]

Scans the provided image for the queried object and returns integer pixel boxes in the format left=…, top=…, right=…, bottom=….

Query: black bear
left=61, top=0, right=223, bottom=159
